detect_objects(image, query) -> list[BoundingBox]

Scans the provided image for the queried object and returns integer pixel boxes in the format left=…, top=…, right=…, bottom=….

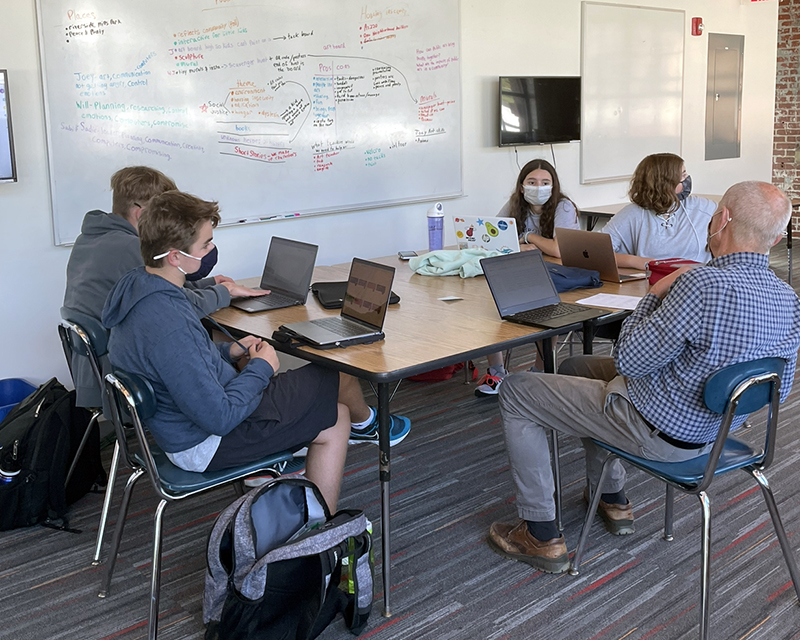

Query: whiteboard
left=35, top=0, right=462, bottom=245
left=580, top=2, right=684, bottom=184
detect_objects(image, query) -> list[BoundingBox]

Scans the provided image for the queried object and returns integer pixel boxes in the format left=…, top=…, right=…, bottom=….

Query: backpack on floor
left=203, top=476, right=374, bottom=640
left=0, top=378, right=104, bottom=531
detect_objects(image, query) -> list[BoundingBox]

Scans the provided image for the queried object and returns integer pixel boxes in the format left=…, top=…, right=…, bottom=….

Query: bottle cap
left=427, top=202, right=444, bottom=217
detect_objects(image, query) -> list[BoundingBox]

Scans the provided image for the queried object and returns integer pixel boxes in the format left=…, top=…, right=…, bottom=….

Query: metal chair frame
left=101, top=371, right=295, bottom=640
left=568, top=359, right=800, bottom=639
left=57, top=310, right=118, bottom=565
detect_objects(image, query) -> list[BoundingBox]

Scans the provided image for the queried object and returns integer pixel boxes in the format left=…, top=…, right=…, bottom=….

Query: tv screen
left=499, top=76, right=581, bottom=147
left=0, top=70, right=17, bottom=183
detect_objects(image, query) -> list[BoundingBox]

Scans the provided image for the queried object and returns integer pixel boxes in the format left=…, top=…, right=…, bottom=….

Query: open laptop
left=481, top=250, right=608, bottom=329
left=231, top=237, right=318, bottom=313
left=556, top=227, right=647, bottom=283
left=453, top=216, right=520, bottom=254
left=279, top=258, right=395, bottom=347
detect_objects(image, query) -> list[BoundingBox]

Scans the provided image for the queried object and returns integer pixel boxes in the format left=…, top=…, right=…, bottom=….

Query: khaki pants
left=498, top=356, right=711, bottom=522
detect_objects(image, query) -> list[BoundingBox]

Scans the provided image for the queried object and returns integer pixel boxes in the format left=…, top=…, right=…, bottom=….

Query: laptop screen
left=342, top=258, right=396, bottom=330
left=260, top=237, right=318, bottom=298
left=481, top=250, right=561, bottom=317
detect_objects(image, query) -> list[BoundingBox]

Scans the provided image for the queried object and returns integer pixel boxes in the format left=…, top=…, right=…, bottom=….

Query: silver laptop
left=453, top=216, right=520, bottom=254
left=556, top=228, right=647, bottom=283
left=231, top=237, right=318, bottom=313
left=481, top=250, right=608, bottom=329
left=280, top=258, right=395, bottom=347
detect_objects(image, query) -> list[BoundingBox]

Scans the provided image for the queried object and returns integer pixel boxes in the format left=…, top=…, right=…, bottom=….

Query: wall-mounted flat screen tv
left=499, top=76, right=581, bottom=147
left=0, top=70, right=17, bottom=183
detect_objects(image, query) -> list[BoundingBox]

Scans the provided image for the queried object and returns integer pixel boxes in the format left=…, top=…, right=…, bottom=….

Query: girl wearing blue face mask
left=601, top=153, right=717, bottom=270
left=497, top=159, right=580, bottom=258
left=475, top=160, right=580, bottom=397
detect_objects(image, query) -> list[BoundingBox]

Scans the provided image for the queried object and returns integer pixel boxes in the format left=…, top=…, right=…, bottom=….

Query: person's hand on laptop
left=220, top=281, right=270, bottom=298
left=248, top=340, right=280, bottom=372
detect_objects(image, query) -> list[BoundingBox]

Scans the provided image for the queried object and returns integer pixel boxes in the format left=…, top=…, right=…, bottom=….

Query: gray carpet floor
left=1, top=242, right=799, bottom=640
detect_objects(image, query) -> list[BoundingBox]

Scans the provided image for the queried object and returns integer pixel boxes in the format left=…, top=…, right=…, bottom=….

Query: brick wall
left=774, top=0, right=800, bottom=230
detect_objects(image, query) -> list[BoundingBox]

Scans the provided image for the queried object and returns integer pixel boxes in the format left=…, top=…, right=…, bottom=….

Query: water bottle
left=0, top=442, right=21, bottom=483
left=427, top=202, right=444, bottom=252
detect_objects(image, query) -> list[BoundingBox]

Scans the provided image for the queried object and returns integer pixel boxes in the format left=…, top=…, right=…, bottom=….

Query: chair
left=58, top=308, right=117, bottom=565
left=569, top=358, right=800, bottom=639
left=101, top=370, right=296, bottom=640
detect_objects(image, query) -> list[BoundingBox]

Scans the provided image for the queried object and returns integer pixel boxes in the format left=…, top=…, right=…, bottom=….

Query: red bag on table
left=647, top=258, right=701, bottom=285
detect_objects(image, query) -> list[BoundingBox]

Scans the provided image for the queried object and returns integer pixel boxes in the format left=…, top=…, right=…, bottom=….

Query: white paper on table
left=577, top=293, right=643, bottom=311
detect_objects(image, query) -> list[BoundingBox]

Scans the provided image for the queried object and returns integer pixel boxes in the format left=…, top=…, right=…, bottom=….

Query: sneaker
left=487, top=520, right=570, bottom=574
left=475, top=371, right=504, bottom=397
left=244, top=457, right=306, bottom=488
left=583, top=487, right=635, bottom=536
left=349, top=411, right=411, bottom=446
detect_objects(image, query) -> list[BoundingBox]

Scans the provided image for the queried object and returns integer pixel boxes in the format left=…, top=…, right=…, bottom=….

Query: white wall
left=0, top=0, right=779, bottom=384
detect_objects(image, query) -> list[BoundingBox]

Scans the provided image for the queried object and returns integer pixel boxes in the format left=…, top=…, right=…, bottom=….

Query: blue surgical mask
left=677, top=175, right=692, bottom=202
left=153, top=245, right=218, bottom=281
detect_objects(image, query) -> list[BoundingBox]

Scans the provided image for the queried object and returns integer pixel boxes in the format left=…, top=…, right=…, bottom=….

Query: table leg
left=583, top=321, right=595, bottom=355
left=541, top=336, right=554, bottom=373
left=377, top=382, right=392, bottom=617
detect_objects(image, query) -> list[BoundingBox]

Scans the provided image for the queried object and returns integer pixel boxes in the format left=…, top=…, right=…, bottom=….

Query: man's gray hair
left=720, top=181, right=791, bottom=253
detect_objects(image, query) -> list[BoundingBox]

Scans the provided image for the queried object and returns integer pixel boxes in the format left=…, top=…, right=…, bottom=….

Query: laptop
left=481, top=250, right=609, bottom=329
left=279, top=258, right=396, bottom=347
left=231, top=237, right=318, bottom=313
left=556, top=228, right=647, bottom=283
left=453, top=216, right=520, bottom=254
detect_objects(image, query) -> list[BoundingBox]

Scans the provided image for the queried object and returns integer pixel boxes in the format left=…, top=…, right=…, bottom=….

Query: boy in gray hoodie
left=64, top=166, right=261, bottom=408
left=102, top=190, right=410, bottom=511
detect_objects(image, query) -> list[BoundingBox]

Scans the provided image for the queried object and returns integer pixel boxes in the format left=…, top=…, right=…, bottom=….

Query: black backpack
left=203, top=476, right=373, bottom=640
left=0, top=378, right=105, bottom=531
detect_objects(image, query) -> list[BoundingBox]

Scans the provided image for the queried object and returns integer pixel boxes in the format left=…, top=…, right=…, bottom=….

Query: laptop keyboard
left=251, top=291, right=298, bottom=308
left=311, top=317, right=372, bottom=337
left=513, top=302, right=588, bottom=323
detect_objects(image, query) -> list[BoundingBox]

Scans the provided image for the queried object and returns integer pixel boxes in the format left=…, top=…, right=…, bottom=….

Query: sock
left=600, top=489, right=627, bottom=506
left=351, top=406, right=376, bottom=431
left=526, top=519, right=559, bottom=541
left=488, top=365, right=507, bottom=378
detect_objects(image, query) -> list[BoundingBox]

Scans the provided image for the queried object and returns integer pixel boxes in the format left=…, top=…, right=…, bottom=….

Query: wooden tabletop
left=212, top=252, right=652, bottom=380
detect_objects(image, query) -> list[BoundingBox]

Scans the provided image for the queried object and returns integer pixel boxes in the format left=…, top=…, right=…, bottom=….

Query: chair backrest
left=58, top=307, right=109, bottom=403
left=104, top=370, right=168, bottom=500
left=697, top=357, right=785, bottom=490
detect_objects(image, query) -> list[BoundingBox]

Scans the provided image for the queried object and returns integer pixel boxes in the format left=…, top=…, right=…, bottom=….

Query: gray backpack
left=203, top=476, right=373, bottom=640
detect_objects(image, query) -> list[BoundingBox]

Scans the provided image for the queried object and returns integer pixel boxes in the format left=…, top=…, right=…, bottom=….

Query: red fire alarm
left=691, top=17, right=704, bottom=36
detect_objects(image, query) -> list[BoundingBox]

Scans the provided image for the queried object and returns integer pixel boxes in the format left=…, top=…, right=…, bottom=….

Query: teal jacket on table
left=102, top=267, right=274, bottom=456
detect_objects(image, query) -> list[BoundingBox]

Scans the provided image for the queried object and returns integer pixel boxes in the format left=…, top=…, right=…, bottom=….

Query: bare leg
left=305, top=403, right=350, bottom=512
left=338, top=373, right=371, bottom=423
left=487, top=352, right=504, bottom=368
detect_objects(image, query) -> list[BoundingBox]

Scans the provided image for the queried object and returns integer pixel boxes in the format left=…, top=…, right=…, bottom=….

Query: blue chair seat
left=134, top=447, right=294, bottom=495
left=594, top=437, right=763, bottom=488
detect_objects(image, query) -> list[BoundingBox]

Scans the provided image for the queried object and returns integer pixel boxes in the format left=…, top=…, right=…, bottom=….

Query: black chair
left=569, top=358, right=800, bottom=639
left=58, top=307, right=117, bottom=565
left=101, top=370, right=297, bottom=640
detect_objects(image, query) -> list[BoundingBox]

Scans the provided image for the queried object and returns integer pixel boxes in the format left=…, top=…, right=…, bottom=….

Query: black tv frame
left=499, top=75, right=581, bottom=147
left=0, top=69, right=18, bottom=183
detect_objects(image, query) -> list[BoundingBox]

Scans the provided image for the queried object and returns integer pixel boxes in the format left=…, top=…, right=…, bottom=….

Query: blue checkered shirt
left=615, top=252, right=800, bottom=443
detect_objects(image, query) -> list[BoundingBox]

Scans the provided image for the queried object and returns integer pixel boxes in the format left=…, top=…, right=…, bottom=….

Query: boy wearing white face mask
left=473, top=160, right=581, bottom=397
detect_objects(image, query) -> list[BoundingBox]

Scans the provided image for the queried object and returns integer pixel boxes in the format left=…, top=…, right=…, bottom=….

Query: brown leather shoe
left=487, top=521, right=570, bottom=573
left=584, top=487, right=635, bottom=536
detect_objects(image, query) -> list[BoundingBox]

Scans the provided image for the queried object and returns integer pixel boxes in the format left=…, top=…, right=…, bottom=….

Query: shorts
left=206, top=364, right=339, bottom=472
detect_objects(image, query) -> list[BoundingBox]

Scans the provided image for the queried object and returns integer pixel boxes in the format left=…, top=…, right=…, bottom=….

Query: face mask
left=677, top=175, right=692, bottom=202
left=705, top=210, right=729, bottom=256
left=153, top=245, right=218, bottom=281
left=523, top=184, right=552, bottom=206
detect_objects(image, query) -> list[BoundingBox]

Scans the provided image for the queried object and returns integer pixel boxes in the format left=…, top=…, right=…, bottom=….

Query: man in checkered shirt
left=488, top=181, right=800, bottom=574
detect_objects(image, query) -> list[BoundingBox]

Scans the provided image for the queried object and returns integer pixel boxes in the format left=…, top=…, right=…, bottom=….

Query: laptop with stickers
left=453, top=216, right=520, bottom=254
